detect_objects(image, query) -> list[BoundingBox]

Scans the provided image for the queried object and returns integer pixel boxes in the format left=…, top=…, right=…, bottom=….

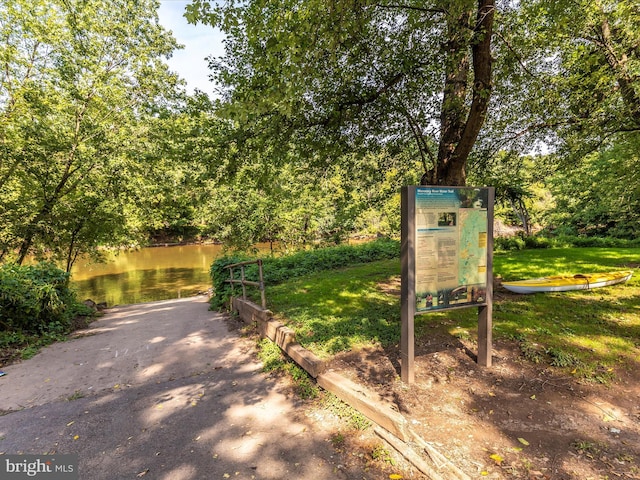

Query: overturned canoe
left=502, top=270, right=633, bottom=294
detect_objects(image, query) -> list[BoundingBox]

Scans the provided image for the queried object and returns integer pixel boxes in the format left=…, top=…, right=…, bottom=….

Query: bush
left=494, top=235, right=526, bottom=251
left=209, top=254, right=252, bottom=311
left=0, top=262, right=81, bottom=334
left=209, top=238, right=400, bottom=310
left=261, top=237, right=399, bottom=284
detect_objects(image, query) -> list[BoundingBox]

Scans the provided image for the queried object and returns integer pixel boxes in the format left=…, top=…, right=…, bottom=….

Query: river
left=70, top=244, right=268, bottom=307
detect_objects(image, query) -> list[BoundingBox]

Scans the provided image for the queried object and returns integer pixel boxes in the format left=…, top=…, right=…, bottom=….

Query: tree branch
left=494, top=30, right=538, bottom=79
left=372, top=3, right=447, bottom=15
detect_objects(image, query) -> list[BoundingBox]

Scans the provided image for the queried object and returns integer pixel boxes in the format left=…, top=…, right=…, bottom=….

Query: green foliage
left=494, top=233, right=640, bottom=252
left=209, top=238, right=400, bottom=311
left=264, top=245, right=640, bottom=384
left=371, top=444, right=396, bottom=465
left=261, top=238, right=399, bottom=285
left=256, top=338, right=319, bottom=399
left=548, top=136, right=640, bottom=239
left=495, top=234, right=559, bottom=252
left=256, top=338, right=287, bottom=373
left=0, top=0, right=183, bottom=267
left=208, top=254, right=251, bottom=311
left=0, top=262, right=83, bottom=334
left=186, top=0, right=496, bottom=186
left=494, top=235, right=526, bottom=252
left=322, top=393, right=372, bottom=431
left=200, top=150, right=418, bottom=251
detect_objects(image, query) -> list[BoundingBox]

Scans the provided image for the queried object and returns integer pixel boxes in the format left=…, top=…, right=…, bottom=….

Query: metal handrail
left=224, top=259, right=266, bottom=309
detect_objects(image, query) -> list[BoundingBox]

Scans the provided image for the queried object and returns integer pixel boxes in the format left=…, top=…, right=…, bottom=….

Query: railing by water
left=224, top=259, right=267, bottom=309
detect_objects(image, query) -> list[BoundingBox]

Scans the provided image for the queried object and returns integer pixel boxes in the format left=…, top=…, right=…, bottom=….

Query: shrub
left=494, top=235, right=526, bottom=251
left=209, top=238, right=400, bottom=310
left=208, top=254, right=252, bottom=311
left=261, top=238, right=399, bottom=284
left=0, top=262, right=82, bottom=334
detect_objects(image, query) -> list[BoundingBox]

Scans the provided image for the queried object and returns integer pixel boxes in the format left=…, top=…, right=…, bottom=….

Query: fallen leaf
left=481, top=472, right=489, bottom=476
left=518, top=437, right=530, bottom=446
left=488, top=391, right=496, bottom=397
left=490, top=453, right=504, bottom=465
left=389, top=474, right=403, bottom=479
left=73, top=435, right=79, bottom=441
left=530, top=394, right=536, bottom=400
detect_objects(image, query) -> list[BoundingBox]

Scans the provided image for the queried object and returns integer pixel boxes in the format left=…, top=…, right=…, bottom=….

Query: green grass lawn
left=265, top=247, right=640, bottom=382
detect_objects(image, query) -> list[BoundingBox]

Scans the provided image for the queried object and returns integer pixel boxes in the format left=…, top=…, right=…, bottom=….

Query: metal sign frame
left=401, top=186, right=495, bottom=383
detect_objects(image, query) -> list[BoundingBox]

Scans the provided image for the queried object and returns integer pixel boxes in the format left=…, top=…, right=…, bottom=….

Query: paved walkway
left=0, top=297, right=370, bottom=479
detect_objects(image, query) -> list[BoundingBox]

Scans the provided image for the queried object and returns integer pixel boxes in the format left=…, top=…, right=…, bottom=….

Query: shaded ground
left=3, top=292, right=640, bottom=479
left=328, top=286, right=640, bottom=479
left=0, top=297, right=392, bottom=480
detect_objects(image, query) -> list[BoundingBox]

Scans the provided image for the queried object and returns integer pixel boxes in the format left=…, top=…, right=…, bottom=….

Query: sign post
left=401, top=186, right=495, bottom=383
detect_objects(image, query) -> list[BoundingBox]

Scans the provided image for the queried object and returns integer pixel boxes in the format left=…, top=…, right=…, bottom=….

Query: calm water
left=71, top=244, right=266, bottom=307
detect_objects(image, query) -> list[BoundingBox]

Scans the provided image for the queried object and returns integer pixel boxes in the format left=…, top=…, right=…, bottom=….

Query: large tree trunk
left=423, top=0, right=495, bottom=186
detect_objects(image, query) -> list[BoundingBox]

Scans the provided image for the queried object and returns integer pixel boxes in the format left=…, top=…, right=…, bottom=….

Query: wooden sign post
left=401, top=186, right=495, bottom=383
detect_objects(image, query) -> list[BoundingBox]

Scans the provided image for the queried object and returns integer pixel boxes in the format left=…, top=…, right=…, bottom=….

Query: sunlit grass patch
left=265, top=247, right=640, bottom=383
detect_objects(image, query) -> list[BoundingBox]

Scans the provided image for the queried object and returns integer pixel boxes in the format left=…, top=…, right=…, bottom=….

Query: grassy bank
left=264, top=247, right=640, bottom=382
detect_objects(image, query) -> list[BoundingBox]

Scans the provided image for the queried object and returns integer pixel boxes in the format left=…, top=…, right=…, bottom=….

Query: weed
left=453, top=328, right=471, bottom=342
left=371, top=443, right=396, bottom=465
left=520, top=457, right=533, bottom=471
left=21, top=345, right=40, bottom=360
left=256, top=338, right=318, bottom=399
left=572, top=440, right=602, bottom=457
left=67, top=390, right=85, bottom=401
left=288, top=364, right=319, bottom=399
left=616, top=452, right=635, bottom=463
left=322, top=393, right=371, bottom=430
left=0, top=331, right=27, bottom=348
left=257, top=338, right=286, bottom=372
left=519, top=340, right=546, bottom=364
left=547, top=347, right=580, bottom=368
left=330, top=432, right=346, bottom=448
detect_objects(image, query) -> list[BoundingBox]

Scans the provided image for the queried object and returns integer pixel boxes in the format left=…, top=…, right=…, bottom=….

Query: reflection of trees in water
left=74, top=268, right=209, bottom=306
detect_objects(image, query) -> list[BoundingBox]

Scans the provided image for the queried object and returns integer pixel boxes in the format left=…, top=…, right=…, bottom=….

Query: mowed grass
left=265, top=247, right=640, bottom=381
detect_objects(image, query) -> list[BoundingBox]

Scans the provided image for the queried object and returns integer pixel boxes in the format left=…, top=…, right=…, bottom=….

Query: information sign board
left=413, top=187, right=490, bottom=312
left=401, top=185, right=494, bottom=383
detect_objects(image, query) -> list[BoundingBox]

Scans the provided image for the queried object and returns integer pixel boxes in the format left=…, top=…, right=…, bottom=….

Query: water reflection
left=71, top=244, right=263, bottom=306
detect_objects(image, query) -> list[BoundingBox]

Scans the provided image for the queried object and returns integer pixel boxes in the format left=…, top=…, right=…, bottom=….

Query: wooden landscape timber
left=230, top=295, right=471, bottom=479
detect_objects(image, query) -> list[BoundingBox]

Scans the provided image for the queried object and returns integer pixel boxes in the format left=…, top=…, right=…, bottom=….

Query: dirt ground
left=323, top=298, right=640, bottom=479
left=3, top=293, right=639, bottom=480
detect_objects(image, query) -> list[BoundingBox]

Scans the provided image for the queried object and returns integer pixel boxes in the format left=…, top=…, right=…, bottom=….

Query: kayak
left=502, top=270, right=633, bottom=294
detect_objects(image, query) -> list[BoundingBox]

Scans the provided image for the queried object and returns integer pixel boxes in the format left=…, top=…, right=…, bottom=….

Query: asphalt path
left=0, top=297, right=370, bottom=479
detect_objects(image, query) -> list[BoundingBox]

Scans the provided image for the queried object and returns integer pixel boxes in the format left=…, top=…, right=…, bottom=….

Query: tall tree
left=186, top=0, right=495, bottom=186
left=491, top=0, right=640, bottom=159
left=0, top=0, right=182, bottom=266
